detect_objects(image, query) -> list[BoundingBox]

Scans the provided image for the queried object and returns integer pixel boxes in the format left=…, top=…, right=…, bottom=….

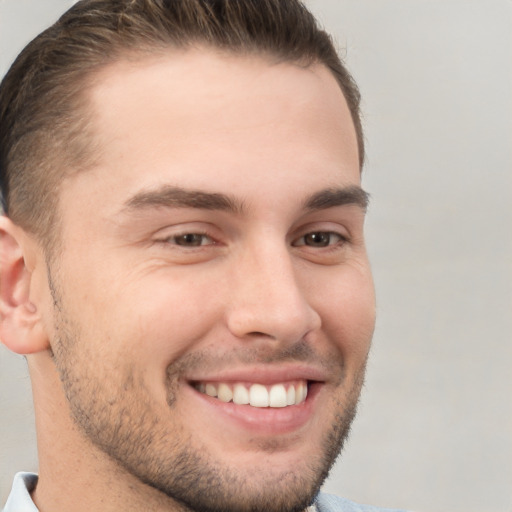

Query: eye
left=293, top=231, right=345, bottom=248
left=167, top=233, right=214, bottom=247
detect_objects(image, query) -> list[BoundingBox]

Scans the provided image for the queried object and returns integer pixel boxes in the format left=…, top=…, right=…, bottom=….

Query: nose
left=226, top=245, right=321, bottom=344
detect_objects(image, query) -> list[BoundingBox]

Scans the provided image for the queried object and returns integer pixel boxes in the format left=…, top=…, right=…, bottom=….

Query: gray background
left=1, top=1, right=511, bottom=511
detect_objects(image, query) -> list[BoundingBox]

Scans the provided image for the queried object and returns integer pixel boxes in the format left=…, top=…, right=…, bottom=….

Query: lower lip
left=185, top=383, right=321, bottom=435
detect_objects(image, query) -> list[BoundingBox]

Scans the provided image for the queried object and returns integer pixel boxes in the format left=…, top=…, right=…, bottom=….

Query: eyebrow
left=123, top=186, right=244, bottom=214
left=304, top=185, right=370, bottom=212
left=121, top=184, right=369, bottom=215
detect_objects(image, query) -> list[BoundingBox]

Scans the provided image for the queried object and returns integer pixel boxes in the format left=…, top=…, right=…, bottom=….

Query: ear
left=0, top=216, right=50, bottom=354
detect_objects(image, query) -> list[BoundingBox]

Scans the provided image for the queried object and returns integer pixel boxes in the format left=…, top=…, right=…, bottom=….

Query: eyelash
left=292, top=231, right=348, bottom=249
left=159, top=231, right=215, bottom=247
left=157, top=230, right=348, bottom=250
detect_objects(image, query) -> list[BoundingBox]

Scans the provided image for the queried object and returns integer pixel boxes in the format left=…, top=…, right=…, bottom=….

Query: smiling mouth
left=192, top=380, right=309, bottom=408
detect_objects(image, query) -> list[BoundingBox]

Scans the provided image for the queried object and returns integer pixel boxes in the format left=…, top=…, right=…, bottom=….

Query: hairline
left=34, top=41, right=363, bottom=260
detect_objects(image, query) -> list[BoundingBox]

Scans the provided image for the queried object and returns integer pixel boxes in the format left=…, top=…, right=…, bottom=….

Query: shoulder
left=315, top=492, right=410, bottom=512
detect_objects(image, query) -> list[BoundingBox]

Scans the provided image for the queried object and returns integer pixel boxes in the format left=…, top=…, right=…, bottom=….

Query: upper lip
left=184, top=364, right=328, bottom=385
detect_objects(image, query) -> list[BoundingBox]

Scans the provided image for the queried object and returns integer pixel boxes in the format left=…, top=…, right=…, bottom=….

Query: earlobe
left=0, top=216, right=50, bottom=354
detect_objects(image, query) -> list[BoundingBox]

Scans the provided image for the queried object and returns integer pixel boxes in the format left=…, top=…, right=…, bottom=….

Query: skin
left=0, top=49, right=375, bottom=512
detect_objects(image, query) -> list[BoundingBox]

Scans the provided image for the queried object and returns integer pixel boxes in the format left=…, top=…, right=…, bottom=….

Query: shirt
left=3, top=472, right=409, bottom=512
left=2, top=473, right=318, bottom=512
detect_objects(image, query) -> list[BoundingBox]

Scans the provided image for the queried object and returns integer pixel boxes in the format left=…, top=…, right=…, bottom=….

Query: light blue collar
left=2, top=473, right=39, bottom=512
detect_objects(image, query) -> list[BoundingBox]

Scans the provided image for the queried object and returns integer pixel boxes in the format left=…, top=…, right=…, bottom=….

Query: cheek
left=313, top=266, right=375, bottom=359
left=108, top=272, right=225, bottom=366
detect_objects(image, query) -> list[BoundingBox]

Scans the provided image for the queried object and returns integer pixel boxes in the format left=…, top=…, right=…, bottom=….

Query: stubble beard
left=48, top=269, right=367, bottom=512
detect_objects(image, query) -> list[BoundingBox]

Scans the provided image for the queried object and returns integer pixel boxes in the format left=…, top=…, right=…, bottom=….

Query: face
left=46, top=50, right=375, bottom=512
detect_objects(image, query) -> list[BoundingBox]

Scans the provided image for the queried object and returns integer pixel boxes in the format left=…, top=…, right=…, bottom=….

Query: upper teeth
left=196, top=381, right=308, bottom=408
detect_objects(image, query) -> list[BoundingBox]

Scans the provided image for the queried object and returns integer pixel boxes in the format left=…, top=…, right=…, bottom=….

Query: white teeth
left=218, top=383, right=233, bottom=403
left=196, top=381, right=308, bottom=408
left=269, top=384, right=287, bottom=408
left=296, top=382, right=307, bottom=403
left=296, top=382, right=304, bottom=403
left=233, top=384, right=250, bottom=405
left=205, top=383, right=217, bottom=397
left=286, top=385, right=296, bottom=405
left=249, top=384, right=269, bottom=407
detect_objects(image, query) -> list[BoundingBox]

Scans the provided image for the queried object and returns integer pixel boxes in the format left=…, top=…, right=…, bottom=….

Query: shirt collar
left=2, top=472, right=39, bottom=512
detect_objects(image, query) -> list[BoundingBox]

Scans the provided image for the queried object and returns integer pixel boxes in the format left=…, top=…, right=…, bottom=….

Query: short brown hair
left=0, top=0, right=364, bottom=246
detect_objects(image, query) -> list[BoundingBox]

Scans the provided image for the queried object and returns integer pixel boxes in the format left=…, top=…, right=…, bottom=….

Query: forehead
left=65, top=49, right=360, bottom=217
left=91, top=49, right=351, bottom=124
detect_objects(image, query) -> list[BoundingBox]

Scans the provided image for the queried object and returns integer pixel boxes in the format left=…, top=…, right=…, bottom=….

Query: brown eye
left=172, top=233, right=212, bottom=246
left=305, top=232, right=330, bottom=247
left=294, top=232, right=344, bottom=248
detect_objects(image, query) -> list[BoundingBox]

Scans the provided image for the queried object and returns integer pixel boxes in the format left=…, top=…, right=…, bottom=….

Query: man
left=0, top=1, right=406, bottom=511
